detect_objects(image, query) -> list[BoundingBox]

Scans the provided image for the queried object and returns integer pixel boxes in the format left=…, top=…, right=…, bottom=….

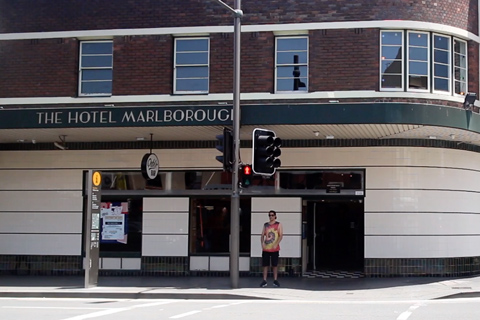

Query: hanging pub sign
left=141, top=153, right=159, bottom=180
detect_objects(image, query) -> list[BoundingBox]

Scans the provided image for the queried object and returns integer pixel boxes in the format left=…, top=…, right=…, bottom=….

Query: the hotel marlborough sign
left=0, top=105, right=233, bottom=129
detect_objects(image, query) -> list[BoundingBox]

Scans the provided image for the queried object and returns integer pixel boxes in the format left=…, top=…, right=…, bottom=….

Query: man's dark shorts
left=262, top=251, right=279, bottom=267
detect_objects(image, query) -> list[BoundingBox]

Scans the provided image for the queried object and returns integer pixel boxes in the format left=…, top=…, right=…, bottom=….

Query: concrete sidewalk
left=1, top=275, right=480, bottom=301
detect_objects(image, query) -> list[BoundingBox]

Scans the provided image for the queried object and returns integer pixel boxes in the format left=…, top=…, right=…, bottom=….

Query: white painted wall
left=142, top=198, right=189, bottom=256
left=1, top=146, right=480, bottom=261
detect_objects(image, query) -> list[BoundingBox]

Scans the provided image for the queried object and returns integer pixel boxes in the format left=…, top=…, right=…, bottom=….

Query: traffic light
left=240, top=164, right=253, bottom=188
left=215, top=127, right=234, bottom=172
left=252, top=128, right=282, bottom=175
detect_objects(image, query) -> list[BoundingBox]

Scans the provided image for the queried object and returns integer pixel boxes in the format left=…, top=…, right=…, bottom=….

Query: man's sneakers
left=260, top=280, right=280, bottom=287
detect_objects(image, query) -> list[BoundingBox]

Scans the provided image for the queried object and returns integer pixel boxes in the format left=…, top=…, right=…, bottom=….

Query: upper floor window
left=380, top=31, right=403, bottom=90
left=380, top=30, right=467, bottom=96
left=453, top=39, right=467, bottom=95
left=275, top=36, right=308, bottom=93
left=174, top=38, right=209, bottom=94
left=407, top=31, right=429, bottom=91
left=79, top=41, right=113, bottom=96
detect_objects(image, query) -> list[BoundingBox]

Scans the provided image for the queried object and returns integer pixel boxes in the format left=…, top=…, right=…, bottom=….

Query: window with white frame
left=174, top=38, right=209, bottom=94
left=275, top=36, right=308, bottom=92
left=79, top=41, right=113, bottom=96
left=380, top=30, right=468, bottom=96
left=407, top=31, right=429, bottom=91
left=433, top=34, right=451, bottom=93
left=380, top=31, right=403, bottom=90
left=453, top=39, right=467, bottom=95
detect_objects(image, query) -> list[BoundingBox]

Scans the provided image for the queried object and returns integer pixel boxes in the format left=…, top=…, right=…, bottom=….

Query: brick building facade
left=1, top=0, right=480, bottom=278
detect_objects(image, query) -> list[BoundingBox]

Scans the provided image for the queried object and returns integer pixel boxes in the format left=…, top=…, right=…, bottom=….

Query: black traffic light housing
left=240, top=164, right=253, bottom=188
left=252, top=128, right=282, bottom=176
left=215, top=127, right=234, bottom=172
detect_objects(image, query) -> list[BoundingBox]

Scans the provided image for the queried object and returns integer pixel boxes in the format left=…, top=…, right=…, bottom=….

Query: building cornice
left=0, top=20, right=478, bottom=43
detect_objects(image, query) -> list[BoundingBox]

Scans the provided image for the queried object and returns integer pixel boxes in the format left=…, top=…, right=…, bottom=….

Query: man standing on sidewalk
left=260, top=210, right=283, bottom=287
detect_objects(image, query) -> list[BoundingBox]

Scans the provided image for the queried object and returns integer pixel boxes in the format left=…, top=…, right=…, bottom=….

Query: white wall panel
left=143, top=198, right=189, bottom=212
left=210, top=256, right=229, bottom=271
left=101, top=258, right=121, bottom=270
left=0, top=234, right=81, bottom=255
left=365, top=189, right=480, bottom=213
left=0, top=170, right=82, bottom=191
left=0, top=191, right=82, bottom=211
left=190, top=256, right=209, bottom=271
left=142, top=234, right=188, bottom=256
left=366, top=235, right=480, bottom=258
left=250, top=235, right=301, bottom=258
left=366, top=212, right=480, bottom=235
left=239, top=257, right=250, bottom=271
left=122, top=258, right=141, bottom=270
left=0, top=212, right=82, bottom=233
left=367, top=166, right=480, bottom=191
left=143, top=212, right=188, bottom=234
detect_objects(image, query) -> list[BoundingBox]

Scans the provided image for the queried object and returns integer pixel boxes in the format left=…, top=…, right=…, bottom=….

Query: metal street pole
left=213, top=0, right=242, bottom=289
left=230, top=0, right=242, bottom=290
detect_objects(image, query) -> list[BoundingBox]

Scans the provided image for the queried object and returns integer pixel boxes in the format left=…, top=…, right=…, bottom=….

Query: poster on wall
left=100, top=202, right=128, bottom=244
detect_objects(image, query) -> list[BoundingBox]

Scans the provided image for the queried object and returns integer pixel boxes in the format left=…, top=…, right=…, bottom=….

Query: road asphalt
left=0, top=275, right=480, bottom=301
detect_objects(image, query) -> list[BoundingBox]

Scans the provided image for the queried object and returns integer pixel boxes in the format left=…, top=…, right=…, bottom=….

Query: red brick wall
left=1, top=29, right=478, bottom=99
left=0, top=38, right=78, bottom=97
left=113, top=35, right=173, bottom=96
left=1, top=0, right=477, bottom=34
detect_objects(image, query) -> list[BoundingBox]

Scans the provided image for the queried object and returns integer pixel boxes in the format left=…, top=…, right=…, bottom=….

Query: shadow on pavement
left=0, top=275, right=459, bottom=292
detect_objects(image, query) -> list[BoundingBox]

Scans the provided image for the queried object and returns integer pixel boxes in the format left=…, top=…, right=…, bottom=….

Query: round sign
left=92, top=171, right=102, bottom=187
left=141, top=153, right=159, bottom=180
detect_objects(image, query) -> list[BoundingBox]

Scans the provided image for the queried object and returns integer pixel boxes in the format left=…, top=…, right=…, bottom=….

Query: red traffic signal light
left=241, top=164, right=253, bottom=188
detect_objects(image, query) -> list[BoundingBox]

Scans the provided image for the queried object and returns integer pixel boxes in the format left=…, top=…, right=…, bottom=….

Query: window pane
left=176, top=78, right=208, bottom=92
left=454, top=40, right=466, bottom=55
left=381, top=32, right=402, bottom=45
left=277, top=38, right=308, bottom=51
left=82, top=69, right=112, bottom=81
left=381, top=60, right=402, bottom=74
left=277, top=51, right=308, bottom=64
left=277, top=78, right=308, bottom=91
left=381, top=46, right=402, bottom=60
left=176, top=39, right=208, bottom=52
left=409, top=47, right=428, bottom=61
left=434, top=78, right=449, bottom=91
left=82, top=42, right=113, bottom=54
left=176, top=52, right=208, bottom=65
left=434, top=49, right=449, bottom=64
left=455, top=81, right=467, bottom=94
left=454, top=68, right=467, bottom=81
left=454, top=53, right=466, bottom=68
left=81, top=56, right=113, bottom=68
left=409, top=61, right=428, bottom=75
left=409, top=75, right=428, bottom=89
left=434, top=35, right=449, bottom=50
left=434, top=64, right=449, bottom=78
left=176, top=66, right=208, bottom=78
left=381, top=75, right=402, bottom=88
left=277, top=66, right=308, bottom=78
left=81, top=81, right=112, bottom=94
left=409, top=33, right=428, bottom=47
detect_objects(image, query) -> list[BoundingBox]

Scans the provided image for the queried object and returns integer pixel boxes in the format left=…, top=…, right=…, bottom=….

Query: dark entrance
left=306, top=199, right=364, bottom=271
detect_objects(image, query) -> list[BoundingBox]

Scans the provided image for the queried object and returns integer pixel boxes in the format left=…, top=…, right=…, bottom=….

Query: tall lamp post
left=213, top=0, right=242, bottom=288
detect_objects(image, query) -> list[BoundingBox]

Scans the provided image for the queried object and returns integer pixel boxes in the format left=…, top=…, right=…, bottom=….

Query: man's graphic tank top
left=263, top=221, right=280, bottom=252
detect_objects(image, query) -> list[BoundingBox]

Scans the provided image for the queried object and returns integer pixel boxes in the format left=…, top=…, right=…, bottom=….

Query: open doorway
left=306, top=199, right=364, bottom=272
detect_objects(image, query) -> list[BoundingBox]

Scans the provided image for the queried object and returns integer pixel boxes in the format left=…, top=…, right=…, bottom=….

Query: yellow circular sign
left=92, top=171, right=102, bottom=187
